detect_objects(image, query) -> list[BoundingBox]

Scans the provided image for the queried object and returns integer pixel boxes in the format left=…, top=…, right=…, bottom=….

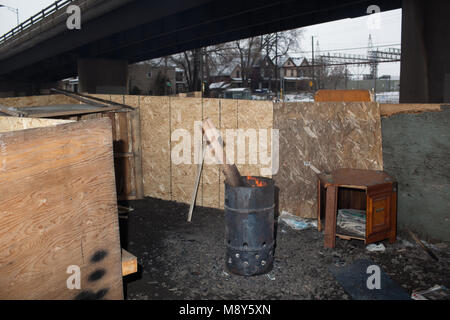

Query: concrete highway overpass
left=0, top=0, right=448, bottom=103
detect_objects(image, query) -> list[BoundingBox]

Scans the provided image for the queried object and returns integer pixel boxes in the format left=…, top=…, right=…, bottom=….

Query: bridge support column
left=78, top=58, right=129, bottom=94
left=0, top=79, right=58, bottom=98
left=400, top=0, right=450, bottom=103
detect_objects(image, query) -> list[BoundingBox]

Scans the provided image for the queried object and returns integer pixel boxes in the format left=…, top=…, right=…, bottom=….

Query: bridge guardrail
left=0, top=0, right=75, bottom=45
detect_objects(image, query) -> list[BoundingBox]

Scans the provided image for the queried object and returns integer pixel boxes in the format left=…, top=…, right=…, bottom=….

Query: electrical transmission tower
left=315, top=34, right=401, bottom=80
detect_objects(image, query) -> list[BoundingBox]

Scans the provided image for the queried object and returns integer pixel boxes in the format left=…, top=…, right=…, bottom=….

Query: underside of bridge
left=0, top=0, right=449, bottom=103
left=0, top=0, right=401, bottom=96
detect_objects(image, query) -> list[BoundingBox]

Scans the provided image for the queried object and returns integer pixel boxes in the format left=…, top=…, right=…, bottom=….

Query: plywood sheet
left=124, top=95, right=140, bottom=109
left=138, top=96, right=276, bottom=209
left=201, top=99, right=221, bottom=208
left=380, top=104, right=443, bottom=117
left=0, top=116, right=74, bottom=133
left=170, top=97, right=202, bottom=183
left=0, top=119, right=123, bottom=300
left=0, top=94, right=79, bottom=108
left=140, top=96, right=171, bottom=200
left=110, top=95, right=125, bottom=104
left=315, top=90, right=373, bottom=102
left=236, top=100, right=274, bottom=180
left=273, top=102, right=383, bottom=218
left=218, top=99, right=238, bottom=209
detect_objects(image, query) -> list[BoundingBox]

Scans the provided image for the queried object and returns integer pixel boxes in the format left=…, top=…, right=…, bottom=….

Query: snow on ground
left=284, top=93, right=314, bottom=102
left=376, top=92, right=400, bottom=104
left=252, top=91, right=399, bottom=103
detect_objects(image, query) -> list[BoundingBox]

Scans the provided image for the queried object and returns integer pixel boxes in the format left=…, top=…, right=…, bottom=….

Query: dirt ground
left=121, top=198, right=449, bottom=300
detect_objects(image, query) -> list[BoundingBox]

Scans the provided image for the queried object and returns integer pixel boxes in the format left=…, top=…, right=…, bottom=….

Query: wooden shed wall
left=0, top=116, right=74, bottom=133
left=0, top=94, right=79, bottom=107
left=0, top=118, right=123, bottom=300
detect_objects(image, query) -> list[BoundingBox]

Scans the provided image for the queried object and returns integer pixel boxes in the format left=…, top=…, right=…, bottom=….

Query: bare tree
left=148, top=29, right=303, bottom=93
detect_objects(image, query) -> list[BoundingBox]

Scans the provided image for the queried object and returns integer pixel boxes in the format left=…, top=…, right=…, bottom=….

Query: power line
left=290, top=43, right=401, bottom=55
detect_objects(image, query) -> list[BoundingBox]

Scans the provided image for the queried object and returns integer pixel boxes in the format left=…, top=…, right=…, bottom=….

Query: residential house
left=128, top=62, right=187, bottom=95
left=250, top=55, right=277, bottom=91
left=279, top=56, right=312, bottom=93
left=209, top=63, right=243, bottom=88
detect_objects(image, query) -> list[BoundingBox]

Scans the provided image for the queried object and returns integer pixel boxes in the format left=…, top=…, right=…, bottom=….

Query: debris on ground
left=266, top=272, right=276, bottom=281
left=366, top=243, right=386, bottom=252
left=337, top=209, right=366, bottom=237
left=118, top=205, right=135, bottom=214
left=279, top=211, right=317, bottom=230
left=412, top=285, right=449, bottom=300
left=329, top=259, right=411, bottom=300
left=408, top=230, right=439, bottom=262
left=124, top=198, right=450, bottom=300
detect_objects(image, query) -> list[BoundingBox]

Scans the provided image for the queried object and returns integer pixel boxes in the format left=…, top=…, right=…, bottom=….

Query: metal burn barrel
left=225, top=176, right=275, bottom=276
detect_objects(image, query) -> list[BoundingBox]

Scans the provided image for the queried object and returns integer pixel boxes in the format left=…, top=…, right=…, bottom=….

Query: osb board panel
left=110, top=95, right=125, bottom=104
left=0, top=94, right=79, bottom=108
left=380, top=104, right=443, bottom=117
left=171, top=97, right=203, bottom=205
left=91, top=94, right=114, bottom=102
left=236, top=100, right=274, bottom=180
left=124, top=95, right=140, bottom=109
left=171, top=97, right=202, bottom=184
left=139, top=96, right=171, bottom=200
left=238, top=100, right=273, bottom=129
left=0, top=119, right=123, bottom=300
left=273, top=102, right=383, bottom=219
left=201, top=99, right=221, bottom=209
left=138, top=96, right=276, bottom=209
left=0, top=116, right=74, bottom=133
left=315, top=90, right=373, bottom=102
left=218, top=99, right=238, bottom=209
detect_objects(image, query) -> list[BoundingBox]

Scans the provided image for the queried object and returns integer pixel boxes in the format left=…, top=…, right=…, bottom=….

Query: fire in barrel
left=202, top=118, right=275, bottom=276
left=225, top=176, right=275, bottom=276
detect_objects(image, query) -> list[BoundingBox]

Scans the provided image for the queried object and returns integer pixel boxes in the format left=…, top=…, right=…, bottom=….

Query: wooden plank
left=188, top=140, right=207, bottom=222
left=336, top=234, right=365, bottom=241
left=23, top=105, right=122, bottom=118
left=0, top=116, right=74, bottom=133
left=324, top=186, right=338, bottom=248
left=0, top=94, right=79, bottom=108
left=0, top=104, right=28, bottom=117
left=315, top=90, right=373, bottom=102
left=203, top=117, right=243, bottom=187
left=127, top=97, right=144, bottom=199
left=0, top=119, right=123, bottom=300
left=380, top=104, right=442, bottom=117
left=121, top=249, right=138, bottom=276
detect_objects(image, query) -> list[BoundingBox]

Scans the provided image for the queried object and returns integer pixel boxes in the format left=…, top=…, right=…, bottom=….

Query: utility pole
left=311, top=36, right=315, bottom=92
left=0, top=4, right=19, bottom=26
left=164, top=56, right=168, bottom=96
left=275, top=32, right=279, bottom=99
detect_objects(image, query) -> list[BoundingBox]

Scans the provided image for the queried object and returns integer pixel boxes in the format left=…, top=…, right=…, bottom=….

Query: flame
left=247, top=176, right=268, bottom=187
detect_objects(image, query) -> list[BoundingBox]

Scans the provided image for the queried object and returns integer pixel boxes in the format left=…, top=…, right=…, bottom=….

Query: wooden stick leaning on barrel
left=202, top=117, right=245, bottom=187
left=187, top=135, right=207, bottom=223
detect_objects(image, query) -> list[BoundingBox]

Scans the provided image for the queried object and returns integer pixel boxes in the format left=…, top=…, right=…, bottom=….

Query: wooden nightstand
left=317, top=169, right=397, bottom=248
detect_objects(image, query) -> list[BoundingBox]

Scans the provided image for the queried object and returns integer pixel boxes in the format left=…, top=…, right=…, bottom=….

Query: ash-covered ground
left=121, top=198, right=449, bottom=300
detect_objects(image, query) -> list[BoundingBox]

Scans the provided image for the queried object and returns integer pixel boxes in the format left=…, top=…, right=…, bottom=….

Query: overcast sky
left=0, top=1, right=402, bottom=76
